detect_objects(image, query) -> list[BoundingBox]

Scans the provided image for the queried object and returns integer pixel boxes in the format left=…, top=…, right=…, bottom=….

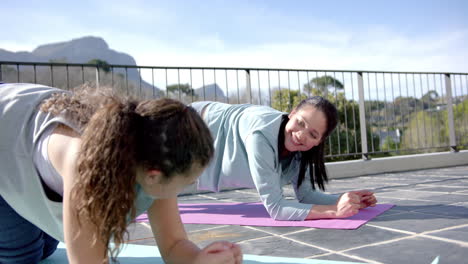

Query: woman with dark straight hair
left=0, top=83, right=242, bottom=264
left=191, top=96, right=377, bottom=221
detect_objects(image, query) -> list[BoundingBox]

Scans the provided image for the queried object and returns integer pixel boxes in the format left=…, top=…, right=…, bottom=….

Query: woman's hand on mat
left=353, top=190, right=377, bottom=208
left=334, top=192, right=361, bottom=218
left=194, top=241, right=242, bottom=264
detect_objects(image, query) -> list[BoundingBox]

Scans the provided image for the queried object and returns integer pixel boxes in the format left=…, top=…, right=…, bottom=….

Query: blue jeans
left=0, top=195, right=59, bottom=264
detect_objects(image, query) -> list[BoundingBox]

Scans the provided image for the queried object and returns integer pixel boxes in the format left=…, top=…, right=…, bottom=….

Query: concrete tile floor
left=125, top=165, right=468, bottom=264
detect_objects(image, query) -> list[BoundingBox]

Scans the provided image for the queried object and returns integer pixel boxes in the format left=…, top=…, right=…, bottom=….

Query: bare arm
left=61, top=138, right=107, bottom=264
left=305, top=190, right=377, bottom=220
left=148, top=197, right=242, bottom=264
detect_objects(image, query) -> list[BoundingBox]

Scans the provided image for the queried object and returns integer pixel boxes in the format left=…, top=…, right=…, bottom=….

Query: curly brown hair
left=40, top=85, right=213, bottom=262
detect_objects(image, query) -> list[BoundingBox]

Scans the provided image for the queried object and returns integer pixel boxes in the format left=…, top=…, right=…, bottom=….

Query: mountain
left=194, top=83, right=227, bottom=101
left=0, top=36, right=151, bottom=92
left=0, top=36, right=135, bottom=65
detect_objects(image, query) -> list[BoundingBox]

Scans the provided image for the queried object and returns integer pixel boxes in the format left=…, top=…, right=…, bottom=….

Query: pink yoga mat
left=136, top=203, right=394, bottom=229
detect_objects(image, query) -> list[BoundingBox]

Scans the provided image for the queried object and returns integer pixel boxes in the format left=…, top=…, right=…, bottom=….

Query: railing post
left=245, top=69, right=251, bottom=103
left=357, top=72, right=370, bottom=160
left=444, top=73, right=458, bottom=152
left=95, top=66, right=100, bottom=88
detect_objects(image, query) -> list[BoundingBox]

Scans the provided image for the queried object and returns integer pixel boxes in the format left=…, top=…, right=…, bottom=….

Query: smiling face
left=284, top=105, right=327, bottom=153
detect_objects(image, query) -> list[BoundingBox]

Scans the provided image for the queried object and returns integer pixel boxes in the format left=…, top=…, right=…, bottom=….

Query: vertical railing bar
left=375, top=73, right=382, bottom=152
left=464, top=74, right=468, bottom=140
left=267, top=70, right=271, bottom=107
left=214, top=69, right=217, bottom=102
left=357, top=72, right=369, bottom=160
left=236, top=70, right=240, bottom=103
left=111, top=67, right=114, bottom=89
left=426, top=74, right=434, bottom=148
left=315, top=71, right=319, bottom=96
left=419, top=74, right=428, bottom=148
left=350, top=72, right=358, bottom=154
left=81, top=65, right=85, bottom=85
left=458, top=74, right=467, bottom=141
left=246, top=69, right=252, bottom=103
left=325, top=72, right=332, bottom=155
left=306, top=71, right=311, bottom=97
left=287, top=70, right=292, bottom=111
left=433, top=74, right=442, bottom=147
left=405, top=73, right=413, bottom=151
left=382, top=73, right=389, bottom=151
left=367, top=72, right=375, bottom=153
left=190, top=69, right=194, bottom=102
left=50, top=65, right=54, bottom=87
left=177, top=68, right=181, bottom=101
left=341, top=72, right=349, bottom=154
left=201, top=69, right=206, bottom=101
left=258, top=70, right=262, bottom=105
left=444, top=73, right=457, bottom=151
left=439, top=74, right=447, bottom=146
left=33, top=64, right=37, bottom=84
left=390, top=74, right=398, bottom=151
left=278, top=71, right=282, bottom=111
left=16, top=64, right=20, bottom=83
left=125, top=67, right=129, bottom=96
left=225, top=69, right=229, bottom=103
left=412, top=74, right=420, bottom=149
left=456, top=75, right=461, bottom=143
left=165, top=68, right=169, bottom=98
left=151, top=68, right=155, bottom=99
left=66, top=65, right=69, bottom=90
left=398, top=73, right=404, bottom=151
left=96, top=66, right=100, bottom=89
left=332, top=72, right=340, bottom=155
left=297, top=71, right=301, bottom=103
left=138, top=68, right=142, bottom=97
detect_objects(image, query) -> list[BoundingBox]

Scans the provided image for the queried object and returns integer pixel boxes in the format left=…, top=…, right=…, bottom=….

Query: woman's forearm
left=305, top=204, right=338, bottom=220
left=163, top=239, right=201, bottom=264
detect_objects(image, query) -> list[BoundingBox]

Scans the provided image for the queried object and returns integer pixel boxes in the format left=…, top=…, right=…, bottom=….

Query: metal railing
left=1, top=61, right=467, bottom=161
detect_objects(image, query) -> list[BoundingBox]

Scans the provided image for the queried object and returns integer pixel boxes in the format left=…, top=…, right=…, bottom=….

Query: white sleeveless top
left=34, top=123, right=63, bottom=196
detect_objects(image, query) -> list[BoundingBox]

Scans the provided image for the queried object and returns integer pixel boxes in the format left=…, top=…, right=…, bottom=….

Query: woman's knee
left=0, top=196, right=59, bottom=263
left=0, top=231, right=59, bottom=264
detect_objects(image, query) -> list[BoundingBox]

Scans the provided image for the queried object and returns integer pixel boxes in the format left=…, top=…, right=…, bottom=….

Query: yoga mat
left=136, top=203, right=394, bottom=229
left=40, top=242, right=365, bottom=264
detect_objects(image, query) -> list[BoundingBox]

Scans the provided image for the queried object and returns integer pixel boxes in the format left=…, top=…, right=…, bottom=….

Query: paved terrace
left=126, top=165, right=468, bottom=264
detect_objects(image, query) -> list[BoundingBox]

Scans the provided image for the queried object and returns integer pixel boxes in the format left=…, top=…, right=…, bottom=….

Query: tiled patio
left=126, top=165, right=468, bottom=264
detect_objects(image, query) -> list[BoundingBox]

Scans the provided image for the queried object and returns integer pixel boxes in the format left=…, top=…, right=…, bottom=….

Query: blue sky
left=2, top=0, right=468, bottom=72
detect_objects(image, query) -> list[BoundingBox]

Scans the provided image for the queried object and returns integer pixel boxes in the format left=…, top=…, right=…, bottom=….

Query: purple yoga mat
left=135, top=203, right=394, bottom=229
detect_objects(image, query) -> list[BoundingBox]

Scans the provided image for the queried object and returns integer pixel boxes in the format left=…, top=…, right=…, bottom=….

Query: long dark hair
left=284, top=96, right=338, bottom=191
left=41, top=85, right=214, bottom=262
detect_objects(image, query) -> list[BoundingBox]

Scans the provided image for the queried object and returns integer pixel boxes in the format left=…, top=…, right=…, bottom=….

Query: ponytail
left=72, top=98, right=141, bottom=261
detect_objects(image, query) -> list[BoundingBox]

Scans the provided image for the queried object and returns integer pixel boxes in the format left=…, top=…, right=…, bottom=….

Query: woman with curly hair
left=0, top=83, right=242, bottom=264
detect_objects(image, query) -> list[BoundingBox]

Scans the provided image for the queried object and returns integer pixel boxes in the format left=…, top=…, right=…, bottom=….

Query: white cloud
left=132, top=27, right=468, bottom=73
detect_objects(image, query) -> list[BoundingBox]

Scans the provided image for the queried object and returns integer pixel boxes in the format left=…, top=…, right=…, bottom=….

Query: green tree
left=400, top=110, right=448, bottom=151
left=87, top=59, right=111, bottom=73
left=271, top=89, right=307, bottom=112
left=166, top=83, right=194, bottom=96
left=421, top=90, right=439, bottom=110
left=381, top=136, right=399, bottom=151
left=453, top=99, right=468, bottom=147
left=304, top=75, right=344, bottom=96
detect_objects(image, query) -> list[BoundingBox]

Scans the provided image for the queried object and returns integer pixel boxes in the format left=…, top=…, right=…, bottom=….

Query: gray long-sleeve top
left=191, top=101, right=340, bottom=221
